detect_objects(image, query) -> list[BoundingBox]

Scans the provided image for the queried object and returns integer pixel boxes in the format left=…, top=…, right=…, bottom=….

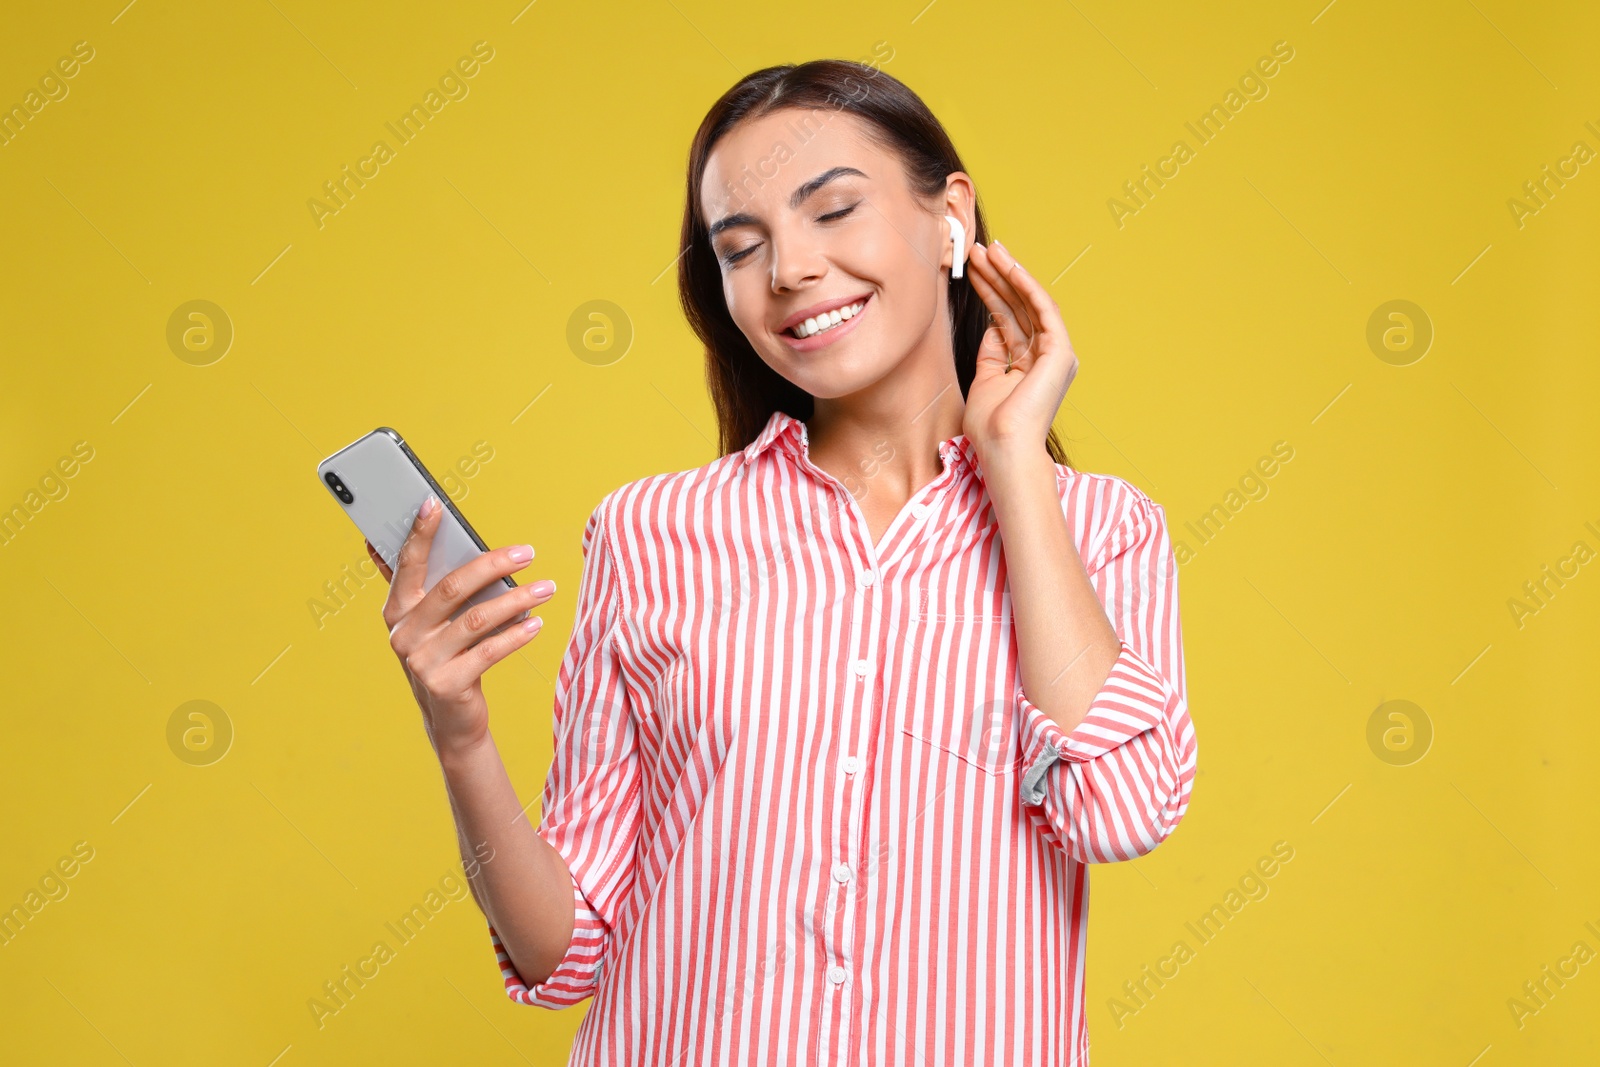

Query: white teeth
left=790, top=301, right=864, bottom=338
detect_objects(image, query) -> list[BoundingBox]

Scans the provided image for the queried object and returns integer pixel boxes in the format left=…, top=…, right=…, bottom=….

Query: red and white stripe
left=488, top=409, right=1198, bottom=1066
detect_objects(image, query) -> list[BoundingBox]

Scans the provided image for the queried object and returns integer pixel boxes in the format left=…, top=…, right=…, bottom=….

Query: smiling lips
left=787, top=299, right=866, bottom=338
left=777, top=294, right=872, bottom=350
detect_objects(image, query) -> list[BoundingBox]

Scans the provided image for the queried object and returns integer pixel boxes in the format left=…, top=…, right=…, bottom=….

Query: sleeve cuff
left=1018, top=640, right=1171, bottom=806
left=488, top=835, right=612, bottom=1008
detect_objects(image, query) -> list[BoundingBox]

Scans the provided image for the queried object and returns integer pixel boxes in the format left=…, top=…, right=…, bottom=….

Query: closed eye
left=720, top=203, right=859, bottom=266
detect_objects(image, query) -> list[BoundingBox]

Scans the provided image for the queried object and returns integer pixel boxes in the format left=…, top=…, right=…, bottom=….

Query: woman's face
left=700, top=108, right=960, bottom=402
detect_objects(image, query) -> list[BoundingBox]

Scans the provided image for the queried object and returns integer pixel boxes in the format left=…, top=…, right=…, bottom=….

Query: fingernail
left=424, top=494, right=439, bottom=515
left=507, top=544, right=533, bottom=562
left=522, top=616, right=543, bottom=633
left=530, top=579, right=556, bottom=596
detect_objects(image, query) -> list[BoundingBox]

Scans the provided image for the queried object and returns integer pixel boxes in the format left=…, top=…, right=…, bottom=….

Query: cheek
left=846, top=223, right=902, bottom=273
left=723, top=274, right=769, bottom=341
left=849, top=219, right=935, bottom=302
left=861, top=233, right=937, bottom=325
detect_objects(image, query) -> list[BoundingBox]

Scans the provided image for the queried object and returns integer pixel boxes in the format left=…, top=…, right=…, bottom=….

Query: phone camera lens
left=324, top=470, right=354, bottom=504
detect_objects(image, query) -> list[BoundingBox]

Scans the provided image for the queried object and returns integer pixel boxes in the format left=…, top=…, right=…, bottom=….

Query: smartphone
left=316, top=427, right=524, bottom=642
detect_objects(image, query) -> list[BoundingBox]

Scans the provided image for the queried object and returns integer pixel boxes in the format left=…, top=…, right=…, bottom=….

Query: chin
left=751, top=318, right=905, bottom=398
left=787, top=364, right=897, bottom=401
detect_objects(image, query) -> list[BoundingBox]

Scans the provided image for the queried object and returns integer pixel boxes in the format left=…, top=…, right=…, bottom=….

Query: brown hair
left=677, top=58, right=1071, bottom=467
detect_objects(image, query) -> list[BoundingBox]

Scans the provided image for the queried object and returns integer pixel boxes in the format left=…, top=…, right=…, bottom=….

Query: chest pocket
left=895, top=586, right=1023, bottom=776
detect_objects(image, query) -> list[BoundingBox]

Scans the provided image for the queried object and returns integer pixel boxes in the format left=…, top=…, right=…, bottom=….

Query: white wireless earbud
left=944, top=214, right=966, bottom=279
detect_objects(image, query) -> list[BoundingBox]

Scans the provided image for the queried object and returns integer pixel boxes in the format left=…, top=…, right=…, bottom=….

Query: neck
left=804, top=343, right=966, bottom=504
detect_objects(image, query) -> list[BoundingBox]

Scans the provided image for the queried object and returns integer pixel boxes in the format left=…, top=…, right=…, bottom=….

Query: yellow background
left=2, top=0, right=1596, bottom=1063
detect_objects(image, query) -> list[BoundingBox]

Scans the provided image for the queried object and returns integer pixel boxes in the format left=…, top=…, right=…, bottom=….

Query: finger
left=966, top=245, right=1036, bottom=369
left=968, top=243, right=1037, bottom=359
left=963, top=246, right=1015, bottom=332
left=973, top=320, right=1015, bottom=375
left=987, top=240, right=1071, bottom=362
left=430, top=611, right=547, bottom=695
left=420, top=575, right=557, bottom=671
left=982, top=241, right=1042, bottom=347
left=985, top=243, right=1083, bottom=400
left=411, top=541, right=536, bottom=632
left=365, top=539, right=394, bottom=584
left=391, top=494, right=444, bottom=609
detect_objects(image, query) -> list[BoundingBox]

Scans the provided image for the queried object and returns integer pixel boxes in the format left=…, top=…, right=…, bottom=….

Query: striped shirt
left=488, top=408, right=1198, bottom=1065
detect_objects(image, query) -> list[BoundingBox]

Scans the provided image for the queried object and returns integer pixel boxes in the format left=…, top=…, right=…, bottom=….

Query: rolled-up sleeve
left=490, top=495, right=641, bottom=1008
left=1017, top=493, right=1198, bottom=863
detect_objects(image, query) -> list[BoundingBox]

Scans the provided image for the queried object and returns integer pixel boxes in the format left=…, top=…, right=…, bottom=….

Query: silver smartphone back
left=317, top=427, right=521, bottom=637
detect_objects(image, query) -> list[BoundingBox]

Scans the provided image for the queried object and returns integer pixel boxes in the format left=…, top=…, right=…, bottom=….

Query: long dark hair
left=677, top=58, right=1071, bottom=467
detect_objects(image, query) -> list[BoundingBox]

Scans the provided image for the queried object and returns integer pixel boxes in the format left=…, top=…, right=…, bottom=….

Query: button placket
left=827, top=539, right=875, bottom=1014
left=819, top=503, right=870, bottom=1016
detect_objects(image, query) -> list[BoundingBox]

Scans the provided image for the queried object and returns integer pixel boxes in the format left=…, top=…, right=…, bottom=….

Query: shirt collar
left=740, top=409, right=980, bottom=478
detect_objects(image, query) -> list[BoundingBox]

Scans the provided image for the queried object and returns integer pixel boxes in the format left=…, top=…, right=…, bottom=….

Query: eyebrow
left=707, top=166, right=869, bottom=241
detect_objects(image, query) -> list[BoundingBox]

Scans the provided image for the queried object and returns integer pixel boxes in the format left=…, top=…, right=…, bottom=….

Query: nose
left=768, top=223, right=826, bottom=293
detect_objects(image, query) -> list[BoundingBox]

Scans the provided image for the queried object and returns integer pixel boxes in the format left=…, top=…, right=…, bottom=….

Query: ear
left=941, top=172, right=977, bottom=273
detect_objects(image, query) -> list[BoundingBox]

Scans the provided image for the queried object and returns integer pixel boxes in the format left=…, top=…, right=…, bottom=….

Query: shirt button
left=854, top=659, right=870, bottom=677
left=833, top=862, right=852, bottom=883
left=857, top=568, right=875, bottom=588
left=828, top=965, right=847, bottom=984
left=841, top=756, right=860, bottom=774
left=911, top=503, right=929, bottom=520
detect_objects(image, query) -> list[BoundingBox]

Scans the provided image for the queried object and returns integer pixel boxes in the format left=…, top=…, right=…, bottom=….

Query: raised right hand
left=366, top=495, right=558, bottom=759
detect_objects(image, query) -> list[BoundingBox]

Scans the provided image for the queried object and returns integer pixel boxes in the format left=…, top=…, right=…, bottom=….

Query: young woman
left=369, top=60, right=1197, bottom=1065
